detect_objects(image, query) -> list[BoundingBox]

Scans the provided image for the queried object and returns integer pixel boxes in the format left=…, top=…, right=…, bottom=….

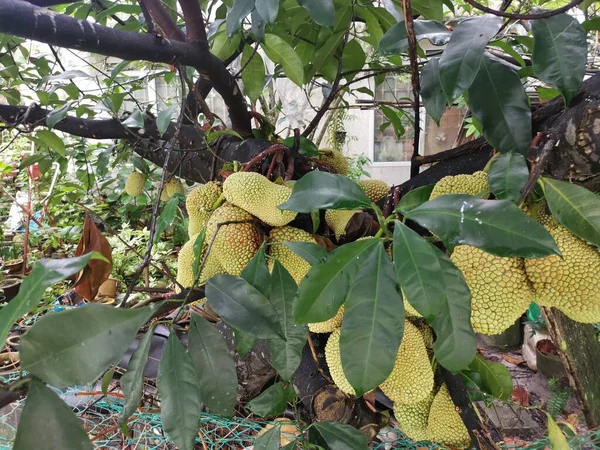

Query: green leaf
left=46, top=102, right=71, bottom=129
left=378, top=20, right=449, bottom=55
left=439, top=15, right=503, bottom=102
left=340, top=243, right=404, bottom=396
left=227, top=0, right=256, bottom=36
left=154, top=195, right=180, bottom=243
left=188, top=314, right=238, bottom=417
left=294, top=239, right=380, bottom=323
left=412, top=0, right=443, bottom=21
left=583, top=17, right=600, bottom=32
left=18, top=153, right=47, bottom=170
left=110, top=60, right=132, bottom=79
left=157, top=335, right=202, bottom=450
left=234, top=328, right=257, bottom=356
left=262, top=34, right=304, bottom=86
left=157, top=104, right=176, bottom=136
left=396, top=185, right=434, bottom=213
left=487, top=151, right=529, bottom=202
left=101, top=367, right=114, bottom=396
left=489, top=40, right=526, bottom=68
left=420, top=58, right=445, bottom=125
left=543, top=178, right=600, bottom=247
left=342, top=39, right=366, bottom=82
left=120, top=326, right=155, bottom=424
left=247, top=382, right=296, bottom=417
left=466, top=354, right=513, bottom=400
left=298, top=0, right=334, bottom=27
left=36, top=129, right=66, bottom=156
left=192, top=228, right=207, bottom=280
left=122, top=108, right=145, bottom=128
left=281, top=135, right=319, bottom=156
left=312, top=422, right=369, bottom=450
left=20, top=304, right=153, bottom=388
left=0, top=254, right=98, bottom=347
left=242, top=45, right=266, bottom=102
left=206, top=275, right=284, bottom=339
left=284, top=242, right=328, bottom=265
left=532, top=14, right=586, bottom=105
left=241, top=246, right=271, bottom=298
left=547, top=414, right=569, bottom=450
left=252, top=9, right=266, bottom=40
left=467, top=56, right=532, bottom=155
left=279, top=171, right=372, bottom=213
left=380, top=105, right=405, bottom=140
left=211, top=28, right=242, bottom=60
left=267, top=262, right=308, bottom=380
left=404, top=194, right=560, bottom=258
left=14, top=379, right=93, bottom=450
left=254, top=424, right=281, bottom=450
left=255, top=0, right=279, bottom=23
left=308, top=32, right=344, bottom=81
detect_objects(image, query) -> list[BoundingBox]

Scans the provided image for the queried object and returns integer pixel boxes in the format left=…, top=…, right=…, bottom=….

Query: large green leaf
left=242, top=44, right=266, bottom=102
left=340, top=243, right=404, bottom=396
left=267, top=262, right=308, bottom=380
left=547, top=414, right=569, bottom=450
left=262, top=34, right=304, bottom=86
left=0, top=253, right=98, bottom=347
left=254, top=424, right=282, bottom=450
left=420, top=58, right=445, bottom=125
left=298, top=0, right=334, bottom=27
left=294, top=239, right=380, bottom=323
left=285, top=241, right=328, bottom=265
left=466, top=354, right=513, bottom=400
left=467, top=56, right=532, bottom=155
left=532, top=14, right=586, bottom=105
left=206, top=275, right=284, bottom=339
left=120, top=325, right=155, bottom=423
left=188, top=314, right=238, bottom=417
left=226, top=0, right=256, bottom=36
left=255, top=0, right=279, bottom=23
left=156, top=104, right=176, bottom=136
left=396, top=185, right=434, bottom=213
left=36, top=129, right=66, bottom=156
left=311, top=422, right=369, bottom=450
left=412, top=0, right=444, bottom=20
left=342, top=39, right=366, bottom=82
left=241, top=246, right=271, bottom=298
left=20, top=304, right=152, bottom=388
left=279, top=171, right=372, bottom=213
left=309, top=32, right=344, bottom=81
left=211, top=28, right=242, bottom=60
left=378, top=20, right=450, bottom=55
left=405, top=194, right=560, bottom=258
left=439, top=15, right=503, bottom=102
left=157, top=335, right=202, bottom=450
left=14, top=379, right=93, bottom=450
left=543, top=178, right=600, bottom=247
left=487, top=151, right=529, bottom=202
left=247, top=382, right=297, bottom=417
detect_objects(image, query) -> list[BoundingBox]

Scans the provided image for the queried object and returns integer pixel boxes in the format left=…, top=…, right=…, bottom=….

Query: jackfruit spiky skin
left=165, top=178, right=186, bottom=198
left=427, top=385, right=470, bottom=448
left=324, top=327, right=356, bottom=395
left=411, top=319, right=434, bottom=349
left=451, top=245, right=532, bottom=335
left=175, top=235, right=224, bottom=291
left=429, top=171, right=488, bottom=200
left=206, top=203, right=262, bottom=276
left=325, top=209, right=360, bottom=240
left=358, top=180, right=389, bottom=202
left=394, top=392, right=434, bottom=442
left=223, top=172, right=297, bottom=227
left=186, top=182, right=222, bottom=236
left=525, top=225, right=600, bottom=322
left=160, top=188, right=171, bottom=202
left=309, top=306, right=344, bottom=333
left=125, top=172, right=146, bottom=197
left=379, top=320, right=434, bottom=404
left=317, top=149, right=349, bottom=175
left=267, top=226, right=316, bottom=284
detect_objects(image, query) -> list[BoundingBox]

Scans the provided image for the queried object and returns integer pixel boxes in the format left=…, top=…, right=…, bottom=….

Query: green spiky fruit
left=267, top=226, right=316, bottom=284
left=325, top=209, right=360, bottom=241
left=358, top=179, right=389, bottom=202
left=309, top=306, right=344, bottom=333
left=429, top=171, right=488, bottom=200
left=186, top=182, right=222, bottom=236
left=125, top=172, right=145, bottom=197
left=394, top=392, right=434, bottom=442
left=324, top=327, right=356, bottom=395
left=427, top=385, right=470, bottom=448
left=175, top=235, right=224, bottom=291
left=317, top=148, right=349, bottom=175
left=165, top=178, right=186, bottom=198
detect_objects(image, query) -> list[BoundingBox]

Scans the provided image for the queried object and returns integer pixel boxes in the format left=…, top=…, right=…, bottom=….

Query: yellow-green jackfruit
left=176, top=235, right=224, bottom=290
left=317, top=148, right=349, bottom=175
left=358, top=179, right=389, bottom=202
left=324, top=327, right=357, bottom=396
left=223, top=172, right=297, bottom=227
left=325, top=209, right=360, bottom=241
left=160, top=188, right=171, bottom=202
left=525, top=224, right=600, bottom=322
left=394, top=392, right=434, bottom=442
left=165, top=178, right=186, bottom=198
left=427, top=385, right=470, bottom=448
left=451, top=245, right=532, bottom=335
left=268, top=226, right=316, bottom=284
left=309, top=306, right=344, bottom=333
left=186, top=182, right=222, bottom=236
left=125, top=172, right=145, bottom=197
left=429, top=171, right=488, bottom=200
left=379, top=320, right=434, bottom=404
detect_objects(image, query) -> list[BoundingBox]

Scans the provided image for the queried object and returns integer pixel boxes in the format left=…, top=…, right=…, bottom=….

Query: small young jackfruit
left=427, top=385, right=470, bottom=448
left=125, top=172, right=146, bottom=197
left=309, top=306, right=344, bottom=333
left=394, top=392, right=434, bottom=442
left=451, top=245, right=533, bottom=335
left=223, top=172, right=297, bottom=227
left=325, top=209, right=360, bottom=241
left=268, top=226, right=316, bottom=284
left=186, top=182, right=222, bottom=236
left=379, top=320, right=434, bottom=405
left=175, top=235, right=224, bottom=290
left=429, top=171, right=488, bottom=200
left=165, top=178, right=186, bottom=198
left=160, top=188, right=171, bottom=202
left=525, top=225, right=600, bottom=322
left=317, top=148, right=349, bottom=175
left=324, top=327, right=357, bottom=395
left=358, top=179, right=389, bottom=202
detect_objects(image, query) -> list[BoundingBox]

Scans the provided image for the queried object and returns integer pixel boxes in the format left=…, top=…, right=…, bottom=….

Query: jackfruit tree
left=2, top=0, right=600, bottom=449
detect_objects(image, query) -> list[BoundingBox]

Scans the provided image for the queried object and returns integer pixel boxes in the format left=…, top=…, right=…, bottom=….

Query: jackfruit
left=317, top=148, right=349, bottom=175
left=160, top=188, right=171, bottom=202
left=411, top=319, right=434, bottom=349
left=427, top=385, right=470, bottom=448
left=325, top=209, right=360, bottom=241
left=394, top=392, right=434, bottom=442
left=186, top=182, right=222, bottom=236
left=324, top=328, right=357, bottom=395
left=358, top=179, right=389, bottom=202
left=175, top=235, right=224, bottom=290
left=451, top=245, right=533, bottom=335
left=267, top=226, right=316, bottom=284
left=222, top=172, right=297, bottom=227
left=165, top=178, right=186, bottom=198
left=429, top=171, right=488, bottom=200
left=206, top=203, right=263, bottom=276
left=309, top=306, right=344, bottom=333
left=524, top=224, right=600, bottom=322
left=379, top=320, right=434, bottom=404
left=125, top=172, right=145, bottom=197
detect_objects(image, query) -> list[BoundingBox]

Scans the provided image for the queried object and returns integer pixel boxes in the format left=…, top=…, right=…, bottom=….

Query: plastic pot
left=0, top=278, right=22, bottom=302
left=480, top=319, right=523, bottom=350
left=536, top=339, right=566, bottom=378
left=98, top=278, right=120, bottom=298
left=4, top=258, right=23, bottom=274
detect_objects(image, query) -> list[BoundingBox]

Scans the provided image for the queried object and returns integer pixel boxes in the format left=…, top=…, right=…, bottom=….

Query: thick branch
left=462, top=0, right=584, bottom=20
left=0, top=0, right=251, bottom=135
left=139, top=0, right=185, bottom=41
left=178, top=0, right=208, bottom=43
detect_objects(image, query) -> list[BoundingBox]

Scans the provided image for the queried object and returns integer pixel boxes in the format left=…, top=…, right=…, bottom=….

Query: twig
left=233, top=42, right=260, bottom=78
left=518, top=132, right=558, bottom=203
left=462, top=0, right=584, bottom=20
left=242, top=144, right=291, bottom=172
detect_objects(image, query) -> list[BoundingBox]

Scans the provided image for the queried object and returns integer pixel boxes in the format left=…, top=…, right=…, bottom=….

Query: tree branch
left=178, top=0, right=208, bottom=43
left=462, top=0, right=584, bottom=20
left=138, top=0, right=185, bottom=41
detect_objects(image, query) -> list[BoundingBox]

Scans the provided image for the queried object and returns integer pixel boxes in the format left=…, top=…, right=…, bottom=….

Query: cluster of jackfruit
left=125, top=172, right=146, bottom=197
left=429, top=171, right=489, bottom=200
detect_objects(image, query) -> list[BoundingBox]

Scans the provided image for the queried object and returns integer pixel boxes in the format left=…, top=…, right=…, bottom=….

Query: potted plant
left=536, top=339, right=566, bottom=379
left=0, top=271, right=22, bottom=302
